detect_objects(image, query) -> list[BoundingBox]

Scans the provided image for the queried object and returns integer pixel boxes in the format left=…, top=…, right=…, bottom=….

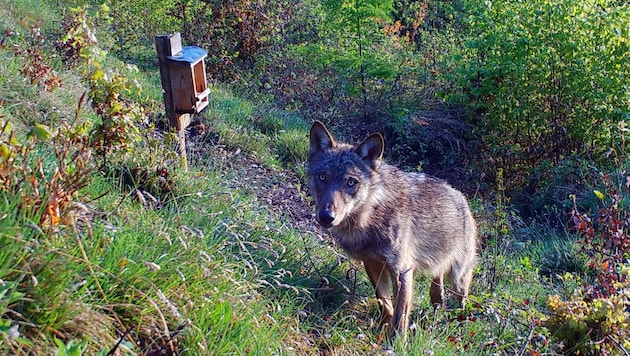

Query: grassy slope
left=0, top=1, right=583, bottom=355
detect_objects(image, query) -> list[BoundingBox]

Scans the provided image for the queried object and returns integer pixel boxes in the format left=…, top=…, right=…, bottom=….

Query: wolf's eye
left=318, top=173, right=326, bottom=181
left=347, top=178, right=357, bottom=187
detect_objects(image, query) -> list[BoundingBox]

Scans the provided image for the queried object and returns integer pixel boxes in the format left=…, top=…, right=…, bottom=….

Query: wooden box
left=167, top=46, right=210, bottom=115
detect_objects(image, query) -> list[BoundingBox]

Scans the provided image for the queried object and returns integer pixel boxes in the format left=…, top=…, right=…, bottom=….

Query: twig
left=518, top=321, right=535, bottom=356
left=106, top=327, right=132, bottom=356
left=607, top=335, right=630, bottom=356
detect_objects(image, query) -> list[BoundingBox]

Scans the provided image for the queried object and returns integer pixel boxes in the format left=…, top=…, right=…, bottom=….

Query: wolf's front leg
left=388, top=269, right=413, bottom=340
left=364, top=260, right=394, bottom=328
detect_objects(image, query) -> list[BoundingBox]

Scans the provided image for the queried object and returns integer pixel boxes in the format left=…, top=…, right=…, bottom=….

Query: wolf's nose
left=318, top=210, right=335, bottom=226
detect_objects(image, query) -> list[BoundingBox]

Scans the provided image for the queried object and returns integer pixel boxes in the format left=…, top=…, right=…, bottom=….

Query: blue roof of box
left=167, top=46, right=207, bottom=63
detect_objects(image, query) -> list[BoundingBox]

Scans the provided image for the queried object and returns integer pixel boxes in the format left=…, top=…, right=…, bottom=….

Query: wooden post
left=155, top=33, right=189, bottom=172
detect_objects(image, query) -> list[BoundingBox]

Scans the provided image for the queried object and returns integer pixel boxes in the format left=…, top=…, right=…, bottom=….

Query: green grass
left=0, top=0, right=60, bottom=30
left=0, top=0, right=598, bottom=354
left=79, top=170, right=314, bottom=354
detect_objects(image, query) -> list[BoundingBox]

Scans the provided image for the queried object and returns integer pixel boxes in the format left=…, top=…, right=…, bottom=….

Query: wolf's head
left=307, top=121, right=384, bottom=229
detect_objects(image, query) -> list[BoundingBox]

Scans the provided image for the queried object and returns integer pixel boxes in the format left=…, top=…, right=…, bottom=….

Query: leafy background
left=0, top=0, right=629, bottom=354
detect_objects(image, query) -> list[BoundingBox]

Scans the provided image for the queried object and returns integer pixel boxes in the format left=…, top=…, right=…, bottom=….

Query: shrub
left=11, top=26, right=62, bottom=91
left=452, top=0, right=630, bottom=196
left=59, top=5, right=143, bottom=166
left=545, top=291, right=630, bottom=355
left=0, top=103, right=93, bottom=231
left=544, top=173, right=630, bottom=354
left=571, top=176, right=630, bottom=299
left=178, top=0, right=286, bottom=81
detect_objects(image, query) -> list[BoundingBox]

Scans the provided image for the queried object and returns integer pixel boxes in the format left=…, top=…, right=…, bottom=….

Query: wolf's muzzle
left=317, top=210, right=336, bottom=228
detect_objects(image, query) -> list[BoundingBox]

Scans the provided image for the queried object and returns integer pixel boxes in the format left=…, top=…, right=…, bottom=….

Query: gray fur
left=307, top=121, right=478, bottom=340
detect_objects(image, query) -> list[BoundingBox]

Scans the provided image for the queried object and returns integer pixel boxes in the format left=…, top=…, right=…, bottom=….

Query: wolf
left=307, top=121, right=478, bottom=340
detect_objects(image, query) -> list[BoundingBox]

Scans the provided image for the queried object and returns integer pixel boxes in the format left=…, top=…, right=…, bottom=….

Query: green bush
left=451, top=0, right=630, bottom=196
left=545, top=289, right=630, bottom=355
left=60, top=6, right=145, bottom=166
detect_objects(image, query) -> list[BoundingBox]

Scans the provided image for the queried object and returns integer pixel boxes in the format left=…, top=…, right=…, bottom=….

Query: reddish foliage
left=177, top=0, right=282, bottom=81
left=12, top=27, right=62, bottom=91
left=570, top=176, right=630, bottom=299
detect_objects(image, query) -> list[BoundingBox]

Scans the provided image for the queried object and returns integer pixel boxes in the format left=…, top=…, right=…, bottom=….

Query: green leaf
left=29, top=123, right=54, bottom=140
left=593, top=190, right=605, bottom=201
left=91, top=68, right=105, bottom=81
left=0, top=144, right=10, bottom=158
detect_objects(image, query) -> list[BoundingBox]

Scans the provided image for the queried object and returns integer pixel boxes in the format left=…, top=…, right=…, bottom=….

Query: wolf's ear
left=309, top=121, right=336, bottom=158
left=355, top=133, right=384, bottom=170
